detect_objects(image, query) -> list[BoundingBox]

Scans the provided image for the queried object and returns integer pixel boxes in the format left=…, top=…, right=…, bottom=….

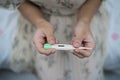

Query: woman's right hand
left=33, top=19, right=57, bottom=55
left=18, top=0, right=57, bottom=55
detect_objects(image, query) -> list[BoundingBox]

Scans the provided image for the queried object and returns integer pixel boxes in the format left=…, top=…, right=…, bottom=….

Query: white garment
left=104, top=0, right=120, bottom=72
left=0, top=8, right=19, bottom=69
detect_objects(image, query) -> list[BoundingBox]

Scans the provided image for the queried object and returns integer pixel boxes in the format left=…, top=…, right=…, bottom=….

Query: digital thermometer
left=44, top=44, right=92, bottom=50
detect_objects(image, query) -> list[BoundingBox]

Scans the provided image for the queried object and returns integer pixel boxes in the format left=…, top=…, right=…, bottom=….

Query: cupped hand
left=33, top=19, right=57, bottom=55
left=71, top=21, right=95, bottom=58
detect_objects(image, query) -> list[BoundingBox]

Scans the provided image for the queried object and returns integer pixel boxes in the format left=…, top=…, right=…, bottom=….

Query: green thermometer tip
left=44, top=44, right=52, bottom=49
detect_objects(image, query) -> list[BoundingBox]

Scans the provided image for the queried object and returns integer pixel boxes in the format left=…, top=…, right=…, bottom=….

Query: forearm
left=78, top=0, right=102, bottom=24
left=18, top=1, right=45, bottom=28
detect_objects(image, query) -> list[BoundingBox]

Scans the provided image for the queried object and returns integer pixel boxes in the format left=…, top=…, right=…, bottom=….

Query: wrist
left=77, top=19, right=90, bottom=29
left=34, top=18, right=47, bottom=29
left=77, top=17, right=90, bottom=25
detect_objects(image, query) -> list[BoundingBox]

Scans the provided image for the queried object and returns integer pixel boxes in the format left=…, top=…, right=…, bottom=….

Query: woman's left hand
left=71, top=21, right=95, bottom=58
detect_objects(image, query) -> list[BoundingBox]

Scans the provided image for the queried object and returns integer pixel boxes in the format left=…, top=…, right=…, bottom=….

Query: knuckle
left=85, top=53, right=91, bottom=57
left=45, top=54, right=50, bottom=56
left=38, top=49, right=45, bottom=54
left=38, top=51, right=43, bottom=54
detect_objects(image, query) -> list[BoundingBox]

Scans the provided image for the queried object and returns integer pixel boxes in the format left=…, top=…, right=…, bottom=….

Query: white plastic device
left=44, top=44, right=92, bottom=50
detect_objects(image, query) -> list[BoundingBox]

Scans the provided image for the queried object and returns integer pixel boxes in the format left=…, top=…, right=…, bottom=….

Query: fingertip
left=74, top=49, right=80, bottom=53
left=44, top=50, right=52, bottom=55
left=45, top=49, right=56, bottom=55
left=79, top=49, right=91, bottom=57
left=73, top=42, right=80, bottom=48
left=48, top=38, right=56, bottom=44
left=51, top=48, right=56, bottom=53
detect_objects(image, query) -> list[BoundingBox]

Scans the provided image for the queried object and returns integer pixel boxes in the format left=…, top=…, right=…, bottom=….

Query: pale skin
left=18, top=0, right=102, bottom=58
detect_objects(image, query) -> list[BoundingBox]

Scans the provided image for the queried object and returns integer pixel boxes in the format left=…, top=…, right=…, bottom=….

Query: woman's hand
left=19, top=1, right=57, bottom=55
left=71, top=21, right=95, bottom=58
left=33, top=19, right=57, bottom=55
left=70, top=0, right=101, bottom=58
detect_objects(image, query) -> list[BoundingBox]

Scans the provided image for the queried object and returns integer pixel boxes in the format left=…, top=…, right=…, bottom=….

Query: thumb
left=72, top=31, right=84, bottom=48
left=72, top=37, right=82, bottom=48
left=46, top=31, right=56, bottom=44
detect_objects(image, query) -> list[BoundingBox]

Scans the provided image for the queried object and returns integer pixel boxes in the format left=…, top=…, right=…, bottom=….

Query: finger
left=71, top=31, right=84, bottom=48
left=73, top=52, right=85, bottom=58
left=84, top=42, right=95, bottom=54
left=72, top=37, right=82, bottom=48
left=84, top=36, right=95, bottom=47
left=46, top=32, right=56, bottom=44
left=73, top=49, right=86, bottom=56
left=33, top=31, right=45, bottom=44
left=83, top=38, right=95, bottom=53
left=73, top=49, right=85, bottom=57
left=77, top=49, right=92, bottom=57
left=34, top=35, right=56, bottom=55
left=38, top=43, right=56, bottom=55
left=72, top=25, right=87, bottom=48
left=34, top=35, right=44, bottom=50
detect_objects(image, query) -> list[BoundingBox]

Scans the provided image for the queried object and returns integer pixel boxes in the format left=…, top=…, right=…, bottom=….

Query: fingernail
left=75, top=49, right=79, bottom=53
left=52, top=49, right=56, bottom=53
left=74, top=42, right=80, bottom=47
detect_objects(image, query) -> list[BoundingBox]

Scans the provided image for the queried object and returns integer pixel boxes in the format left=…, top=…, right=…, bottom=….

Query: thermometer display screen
left=58, top=45, right=64, bottom=47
